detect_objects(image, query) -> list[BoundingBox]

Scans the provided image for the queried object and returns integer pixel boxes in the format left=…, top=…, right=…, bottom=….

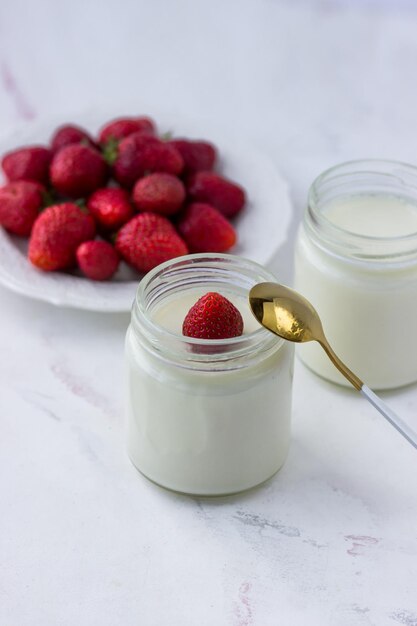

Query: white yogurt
left=324, top=194, right=417, bottom=238
left=295, top=161, right=417, bottom=390
left=126, top=254, right=294, bottom=496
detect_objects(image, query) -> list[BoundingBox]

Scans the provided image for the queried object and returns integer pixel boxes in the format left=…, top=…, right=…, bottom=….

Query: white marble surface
left=1, top=1, right=417, bottom=625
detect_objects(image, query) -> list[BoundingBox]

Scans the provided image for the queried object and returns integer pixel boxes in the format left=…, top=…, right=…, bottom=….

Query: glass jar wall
left=126, top=253, right=294, bottom=495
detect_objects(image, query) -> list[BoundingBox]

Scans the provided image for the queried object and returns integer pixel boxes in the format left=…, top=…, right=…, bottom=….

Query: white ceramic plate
left=0, top=110, right=292, bottom=312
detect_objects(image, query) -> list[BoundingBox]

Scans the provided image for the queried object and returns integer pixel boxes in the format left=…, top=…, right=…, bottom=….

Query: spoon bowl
left=249, top=282, right=325, bottom=344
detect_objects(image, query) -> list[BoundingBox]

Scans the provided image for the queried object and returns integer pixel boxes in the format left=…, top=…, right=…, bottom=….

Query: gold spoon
left=249, top=282, right=417, bottom=450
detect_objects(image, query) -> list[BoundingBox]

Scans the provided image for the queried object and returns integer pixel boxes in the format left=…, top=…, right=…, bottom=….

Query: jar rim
left=307, top=159, right=417, bottom=263
left=132, top=253, right=283, bottom=370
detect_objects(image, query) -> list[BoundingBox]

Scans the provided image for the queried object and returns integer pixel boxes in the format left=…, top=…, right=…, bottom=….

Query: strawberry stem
left=102, top=137, right=119, bottom=165
left=160, top=131, right=173, bottom=141
left=41, top=188, right=56, bottom=208
left=74, top=199, right=88, bottom=213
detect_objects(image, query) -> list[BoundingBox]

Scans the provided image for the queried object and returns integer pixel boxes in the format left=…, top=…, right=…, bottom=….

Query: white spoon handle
left=361, top=384, right=417, bottom=450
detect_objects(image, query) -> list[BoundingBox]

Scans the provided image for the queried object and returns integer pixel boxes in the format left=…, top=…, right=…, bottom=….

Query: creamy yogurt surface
left=323, top=194, right=417, bottom=238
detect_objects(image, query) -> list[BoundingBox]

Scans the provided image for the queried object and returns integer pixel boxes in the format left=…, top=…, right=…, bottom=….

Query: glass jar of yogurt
left=295, top=159, right=417, bottom=390
left=126, top=253, right=294, bottom=496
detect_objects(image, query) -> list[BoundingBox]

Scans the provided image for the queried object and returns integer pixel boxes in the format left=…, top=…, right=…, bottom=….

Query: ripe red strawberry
left=132, top=173, right=185, bottom=216
left=177, top=203, right=237, bottom=253
left=50, top=144, right=108, bottom=198
left=51, top=124, right=96, bottom=154
left=113, top=132, right=184, bottom=189
left=87, top=187, right=133, bottom=231
left=169, top=139, right=216, bottom=173
left=0, top=180, right=44, bottom=236
left=28, top=203, right=96, bottom=271
left=116, top=212, right=188, bottom=273
left=76, top=240, right=120, bottom=281
left=2, top=146, right=51, bottom=185
left=98, top=117, right=155, bottom=145
left=187, top=172, right=245, bottom=218
left=182, top=292, right=244, bottom=339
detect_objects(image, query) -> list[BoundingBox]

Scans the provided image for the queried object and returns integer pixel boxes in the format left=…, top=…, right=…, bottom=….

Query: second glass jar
left=295, top=159, right=417, bottom=390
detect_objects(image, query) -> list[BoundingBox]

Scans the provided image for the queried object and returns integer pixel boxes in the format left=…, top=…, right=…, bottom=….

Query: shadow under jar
left=126, top=254, right=294, bottom=496
left=295, top=159, right=417, bottom=390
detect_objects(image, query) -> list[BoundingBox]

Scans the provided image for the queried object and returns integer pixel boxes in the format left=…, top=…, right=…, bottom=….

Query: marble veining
left=233, top=510, right=301, bottom=537
left=0, top=61, right=35, bottom=121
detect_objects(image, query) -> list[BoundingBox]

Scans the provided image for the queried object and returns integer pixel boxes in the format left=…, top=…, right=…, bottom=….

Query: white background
left=0, top=1, right=417, bottom=625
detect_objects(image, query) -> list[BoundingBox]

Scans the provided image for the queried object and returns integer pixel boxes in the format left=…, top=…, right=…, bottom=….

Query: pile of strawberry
left=0, top=116, right=246, bottom=281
